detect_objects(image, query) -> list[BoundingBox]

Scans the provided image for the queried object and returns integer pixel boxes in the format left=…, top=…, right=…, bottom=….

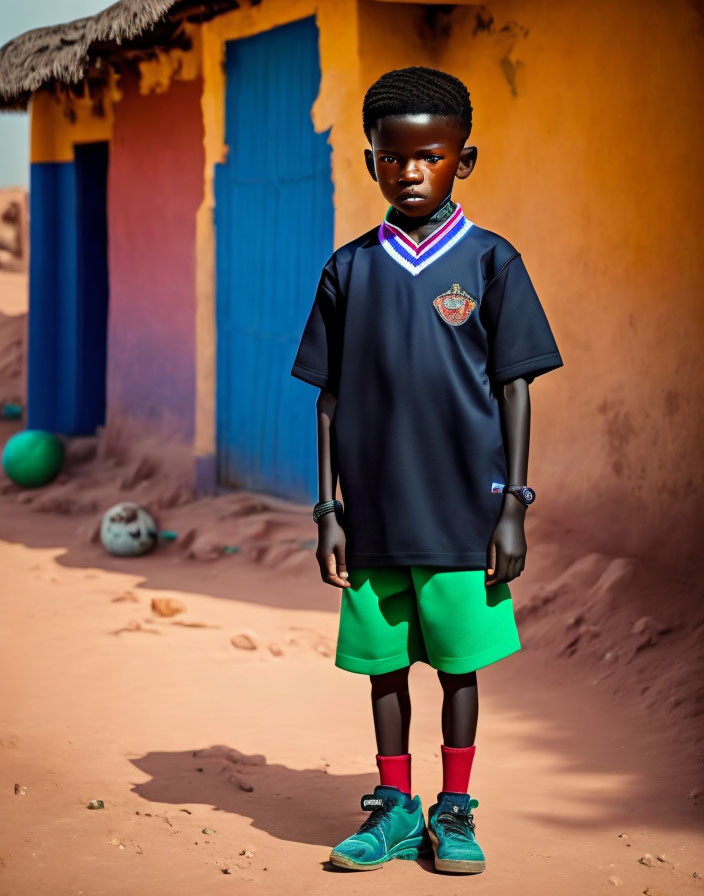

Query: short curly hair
left=362, top=66, right=473, bottom=143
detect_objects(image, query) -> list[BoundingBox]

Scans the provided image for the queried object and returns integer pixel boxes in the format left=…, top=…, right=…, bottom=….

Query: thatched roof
left=0, top=0, right=236, bottom=110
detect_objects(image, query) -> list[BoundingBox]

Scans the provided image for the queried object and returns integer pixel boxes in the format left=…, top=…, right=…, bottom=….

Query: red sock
left=441, top=743, right=476, bottom=794
left=376, top=753, right=412, bottom=795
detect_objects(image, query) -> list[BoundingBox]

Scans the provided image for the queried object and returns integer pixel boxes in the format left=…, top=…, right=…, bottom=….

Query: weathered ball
left=2, top=429, right=64, bottom=488
left=100, top=502, right=158, bottom=557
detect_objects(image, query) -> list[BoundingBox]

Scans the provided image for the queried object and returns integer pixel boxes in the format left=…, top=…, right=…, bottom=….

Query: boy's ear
left=364, top=149, right=378, bottom=183
left=455, top=145, right=478, bottom=180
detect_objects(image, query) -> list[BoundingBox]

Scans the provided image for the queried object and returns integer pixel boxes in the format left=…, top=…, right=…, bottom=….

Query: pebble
left=87, top=799, right=105, bottom=810
left=202, top=828, right=216, bottom=835
left=608, top=875, right=623, bottom=886
left=268, top=642, right=284, bottom=657
left=151, top=597, right=186, bottom=618
left=239, top=846, right=255, bottom=858
left=639, top=853, right=655, bottom=866
left=231, top=633, right=257, bottom=651
left=14, top=783, right=27, bottom=796
left=656, top=853, right=669, bottom=863
left=689, top=787, right=702, bottom=800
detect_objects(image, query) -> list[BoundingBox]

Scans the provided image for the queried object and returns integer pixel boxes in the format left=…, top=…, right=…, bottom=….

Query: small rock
left=617, top=832, right=630, bottom=839
left=239, top=846, right=255, bottom=858
left=221, top=868, right=232, bottom=875
left=14, top=783, right=27, bottom=796
left=656, top=853, right=669, bottom=863
left=239, top=780, right=254, bottom=793
left=202, top=828, right=216, bottom=835
left=689, top=787, right=703, bottom=800
left=87, top=799, right=105, bottom=810
left=268, top=642, right=284, bottom=657
left=643, top=889, right=654, bottom=895
left=151, top=597, right=186, bottom=618
left=179, top=809, right=192, bottom=814
left=315, top=642, right=332, bottom=657
left=231, top=633, right=257, bottom=651
left=639, top=853, right=655, bottom=866
left=608, top=876, right=623, bottom=886
left=693, top=870, right=700, bottom=879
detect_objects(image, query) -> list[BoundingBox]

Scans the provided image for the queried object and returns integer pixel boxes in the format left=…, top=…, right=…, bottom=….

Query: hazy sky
left=0, top=1, right=108, bottom=187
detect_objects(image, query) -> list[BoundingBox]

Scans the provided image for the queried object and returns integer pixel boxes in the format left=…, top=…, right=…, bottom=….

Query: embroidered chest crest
left=432, top=283, right=477, bottom=327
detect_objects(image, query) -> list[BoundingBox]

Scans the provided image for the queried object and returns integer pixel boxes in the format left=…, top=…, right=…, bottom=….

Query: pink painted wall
left=107, top=73, right=204, bottom=443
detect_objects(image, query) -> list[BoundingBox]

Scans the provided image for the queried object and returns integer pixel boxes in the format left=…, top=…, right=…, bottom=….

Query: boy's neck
left=387, top=193, right=456, bottom=243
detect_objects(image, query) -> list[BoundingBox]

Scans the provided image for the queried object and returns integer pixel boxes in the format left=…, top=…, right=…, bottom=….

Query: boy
left=290, top=66, right=563, bottom=873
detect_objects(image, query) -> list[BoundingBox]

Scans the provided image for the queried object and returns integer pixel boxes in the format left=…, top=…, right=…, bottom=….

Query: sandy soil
left=0, top=450, right=703, bottom=895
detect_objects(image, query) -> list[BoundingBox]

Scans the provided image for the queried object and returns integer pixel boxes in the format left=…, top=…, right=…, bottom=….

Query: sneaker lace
left=357, top=802, right=393, bottom=834
left=437, top=809, right=476, bottom=837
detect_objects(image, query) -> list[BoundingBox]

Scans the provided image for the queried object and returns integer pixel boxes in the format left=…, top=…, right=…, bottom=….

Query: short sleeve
left=487, top=254, right=564, bottom=384
left=290, top=261, right=343, bottom=395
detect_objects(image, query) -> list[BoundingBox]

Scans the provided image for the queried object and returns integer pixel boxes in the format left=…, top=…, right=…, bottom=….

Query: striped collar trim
left=378, top=203, right=473, bottom=276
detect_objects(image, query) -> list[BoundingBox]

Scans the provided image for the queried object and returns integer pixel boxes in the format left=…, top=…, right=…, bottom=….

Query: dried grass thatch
left=0, top=0, right=182, bottom=110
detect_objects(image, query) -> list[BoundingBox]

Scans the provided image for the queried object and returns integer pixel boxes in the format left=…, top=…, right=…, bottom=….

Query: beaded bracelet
left=312, top=499, right=344, bottom=523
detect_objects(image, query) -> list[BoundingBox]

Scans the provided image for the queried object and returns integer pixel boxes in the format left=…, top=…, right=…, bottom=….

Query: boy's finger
left=325, top=553, right=351, bottom=588
left=335, top=549, right=349, bottom=579
left=486, top=540, right=497, bottom=577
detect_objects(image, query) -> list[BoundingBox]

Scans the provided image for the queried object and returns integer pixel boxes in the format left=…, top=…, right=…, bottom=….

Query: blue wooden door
left=28, top=141, right=109, bottom=435
left=215, top=16, right=333, bottom=502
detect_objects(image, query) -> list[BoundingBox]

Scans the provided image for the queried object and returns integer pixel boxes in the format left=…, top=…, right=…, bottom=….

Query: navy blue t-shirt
left=291, top=203, right=564, bottom=568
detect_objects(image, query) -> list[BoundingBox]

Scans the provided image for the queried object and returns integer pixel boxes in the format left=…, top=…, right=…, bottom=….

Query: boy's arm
left=315, top=389, right=351, bottom=589
left=486, top=376, right=530, bottom=585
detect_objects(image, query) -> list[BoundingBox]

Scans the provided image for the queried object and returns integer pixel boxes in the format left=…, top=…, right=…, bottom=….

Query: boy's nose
left=399, top=162, right=423, bottom=183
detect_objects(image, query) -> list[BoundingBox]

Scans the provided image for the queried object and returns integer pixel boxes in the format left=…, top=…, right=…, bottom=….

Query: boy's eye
left=424, top=154, right=442, bottom=163
left=379, top=155, right=397, bottom=164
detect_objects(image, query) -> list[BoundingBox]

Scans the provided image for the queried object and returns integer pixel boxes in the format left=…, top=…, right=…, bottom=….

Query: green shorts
left=335, top=566, right=521, bottom=676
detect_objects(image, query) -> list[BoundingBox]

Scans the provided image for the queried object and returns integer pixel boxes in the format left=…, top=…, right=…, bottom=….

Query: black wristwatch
left=504, top=484, right=536, bottom=507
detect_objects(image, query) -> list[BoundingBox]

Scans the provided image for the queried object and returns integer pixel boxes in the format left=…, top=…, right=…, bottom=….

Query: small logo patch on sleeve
left=491, top=482, right=505, bottom=493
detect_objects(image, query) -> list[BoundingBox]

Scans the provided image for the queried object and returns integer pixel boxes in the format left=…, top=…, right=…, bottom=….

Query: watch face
left=522, top=487, right=535, bottom=504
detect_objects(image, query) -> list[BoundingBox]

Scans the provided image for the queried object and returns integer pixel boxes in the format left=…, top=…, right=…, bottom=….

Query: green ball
left=2, top=429, right=64, bottom=488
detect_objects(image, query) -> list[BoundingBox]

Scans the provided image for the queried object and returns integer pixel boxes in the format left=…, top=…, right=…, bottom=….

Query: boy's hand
left=316, top=516, right=351, bottom=589
left=485, top=504, right=527, bottom=586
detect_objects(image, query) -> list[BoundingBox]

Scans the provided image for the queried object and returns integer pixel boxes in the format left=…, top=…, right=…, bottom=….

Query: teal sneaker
left=329, top=785, right=431, bottom=871
left=427, top=791, right=486, bottom=874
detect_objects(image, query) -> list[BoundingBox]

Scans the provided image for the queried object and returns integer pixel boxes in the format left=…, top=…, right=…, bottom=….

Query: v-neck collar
left=378, top=203, right=473, bottom=276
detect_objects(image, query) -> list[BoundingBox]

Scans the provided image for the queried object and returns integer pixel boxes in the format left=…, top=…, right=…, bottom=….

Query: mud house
left=0, top=0, right=701, bottom=559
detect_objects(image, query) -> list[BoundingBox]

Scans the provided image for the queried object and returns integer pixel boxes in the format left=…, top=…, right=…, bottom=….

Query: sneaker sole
left=428, top=829, right=486, bottom=874
left=329, top=836, right=425, bottom=871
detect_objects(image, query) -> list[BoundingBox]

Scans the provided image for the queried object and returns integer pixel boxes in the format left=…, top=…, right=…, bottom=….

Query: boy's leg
left=329, top=570, right=430, bottom=870
left=411, top=567, right=514, bottom=874
left=371, top=666, right=412, bottom=794
left=437, top=670, right=477, bottom=794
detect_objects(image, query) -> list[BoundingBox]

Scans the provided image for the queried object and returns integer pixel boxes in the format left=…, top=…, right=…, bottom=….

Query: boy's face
left=365, top=114, right=477, bottom=217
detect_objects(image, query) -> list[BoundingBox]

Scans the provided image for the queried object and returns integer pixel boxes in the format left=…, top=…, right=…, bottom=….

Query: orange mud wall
left=337, top=0, right=703, bottom=565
